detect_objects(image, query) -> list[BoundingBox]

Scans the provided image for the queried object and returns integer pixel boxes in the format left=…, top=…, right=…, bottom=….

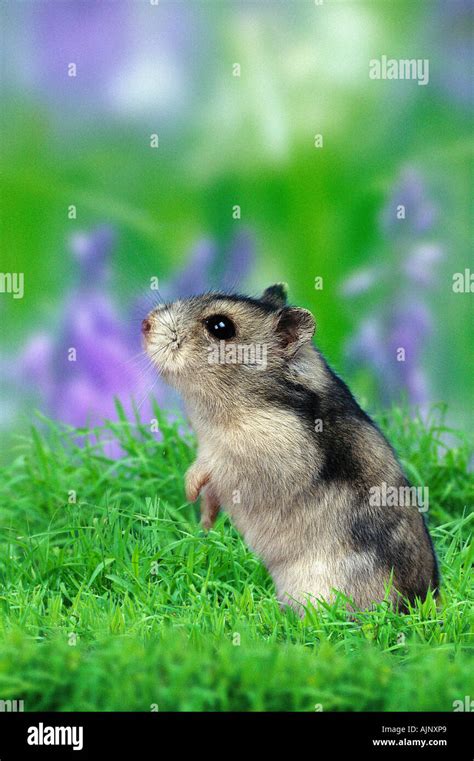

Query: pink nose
left=141, top=318, right=152, bottom=336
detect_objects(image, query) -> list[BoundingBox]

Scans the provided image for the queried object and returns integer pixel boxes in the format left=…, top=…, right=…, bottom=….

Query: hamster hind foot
left=201, top=484, right=220, bottom=531
left=185, top=462, right=210, bottom=503
left=184, top=462, right=219, bottom=530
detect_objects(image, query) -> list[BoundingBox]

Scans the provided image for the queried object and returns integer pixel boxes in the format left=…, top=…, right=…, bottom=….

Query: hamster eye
left=205, top=314, right=236, bottom=340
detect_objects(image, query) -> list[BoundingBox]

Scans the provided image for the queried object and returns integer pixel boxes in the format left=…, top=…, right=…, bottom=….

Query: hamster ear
left=275, top=307, right=315, bottom=352
left=261, top=283, right=288, bottom=308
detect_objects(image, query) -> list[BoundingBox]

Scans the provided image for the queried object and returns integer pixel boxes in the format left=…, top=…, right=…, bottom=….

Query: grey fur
left=143, top=287, right=439, bottom=614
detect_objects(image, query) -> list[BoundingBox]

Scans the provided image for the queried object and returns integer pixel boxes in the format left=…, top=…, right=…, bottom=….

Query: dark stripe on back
left=259, top=367, right=374, bottom=483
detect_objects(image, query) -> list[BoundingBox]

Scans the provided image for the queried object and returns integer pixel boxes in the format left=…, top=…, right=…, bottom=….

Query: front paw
left=185, top=464, right=210, bottom=503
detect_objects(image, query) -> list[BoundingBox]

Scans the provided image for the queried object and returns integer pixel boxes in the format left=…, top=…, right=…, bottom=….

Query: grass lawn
left=0, top=404, right=472, bottom=711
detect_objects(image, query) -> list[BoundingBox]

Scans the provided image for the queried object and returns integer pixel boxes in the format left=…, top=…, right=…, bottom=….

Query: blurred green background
left=0, top=0, right=472, bottom=449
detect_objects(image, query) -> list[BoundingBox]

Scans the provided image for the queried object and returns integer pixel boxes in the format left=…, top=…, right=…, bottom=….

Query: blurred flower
left=434, top=0, right=474, bottom=108
left=402, top=243, right=443, bottom=287
left=160, top=239, right=218, bottom=300
left=385, top=302, right=432, bottom=404
left=70, top=226, right=115, bottom=281
left=219, top=229, right=257, bottom=292
left=34, top=1, right=130, bottom=101
left=8, top=225, right=254, bottom=454
left=340, top=266, right=383, bottom=298
left=341, top=167, right=443, bottom=408
left=28, top=0, right=200, bottom=123
left=137, top=229, right=256, bottom=312
left=346, top=318, right=387, bottom=371
left=13, top=226, right=162, bottom=457
left=380, top=168, right=437, bottom=237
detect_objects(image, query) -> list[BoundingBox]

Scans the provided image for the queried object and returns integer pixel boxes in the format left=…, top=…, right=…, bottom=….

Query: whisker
left=154, top=288, right=179, bottom=334
left=128, top=289, right=165, bottom=323
left=149, top=344, right=171, bottom=362
left=135, top=375, right=162, bottom=412
left=120, top=350, right=151, bottom=367
left=112, top=350, right=156, bottom=380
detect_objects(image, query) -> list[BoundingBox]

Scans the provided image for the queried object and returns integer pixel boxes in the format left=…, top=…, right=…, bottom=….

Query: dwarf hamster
left=142, top=284, right=439, bottom=613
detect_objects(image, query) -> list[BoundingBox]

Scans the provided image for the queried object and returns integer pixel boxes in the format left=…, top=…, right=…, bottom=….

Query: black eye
left=205, top=314, right=236, bottom=340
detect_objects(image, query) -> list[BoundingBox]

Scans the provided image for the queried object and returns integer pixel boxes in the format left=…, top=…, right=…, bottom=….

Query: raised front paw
left=185, top=464, right=210, bottom=503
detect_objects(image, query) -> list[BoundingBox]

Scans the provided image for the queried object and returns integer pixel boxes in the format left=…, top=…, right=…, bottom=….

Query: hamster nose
left=141, top=318, right=152, bottom=336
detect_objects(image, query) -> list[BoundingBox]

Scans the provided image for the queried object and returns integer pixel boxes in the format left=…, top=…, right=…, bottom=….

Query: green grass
left=0, top=403, right=472, bottom=711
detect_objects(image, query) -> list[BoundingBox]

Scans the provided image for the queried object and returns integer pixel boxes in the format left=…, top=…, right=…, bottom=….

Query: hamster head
left=142, top=284, right=315, bottom=401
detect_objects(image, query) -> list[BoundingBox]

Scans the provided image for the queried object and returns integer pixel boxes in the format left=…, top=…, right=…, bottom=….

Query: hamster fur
left=143, top=284, right=439, bottom=613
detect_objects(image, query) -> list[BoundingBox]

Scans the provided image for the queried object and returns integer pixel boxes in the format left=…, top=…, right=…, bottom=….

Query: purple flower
left=25, top=0, right=201, bottom=123
left=16, top=227, right=163, bottom=445
left=219, top=230, right=256, bottom=292
left=346, top=318, right=387, bottom=371
left=137, top=228, right=256, bottom=317
left=380, top=168, right=437, bottom=237
left=402, top=244, right=443, bottom=287
left=70, top=226, right=115, bottom=281
left=160, top=239, right=218, bottom=300
left=8, top=224, right=254, bottom=455
left=340, top=267, right=382, bottom=298
left=385, top=302, right=432, bottom=404
left=342, top=166, right=443, bottom=408
left=434, top=0, right=474, bottom=108
left=33, top=1, right=130, bottom=102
